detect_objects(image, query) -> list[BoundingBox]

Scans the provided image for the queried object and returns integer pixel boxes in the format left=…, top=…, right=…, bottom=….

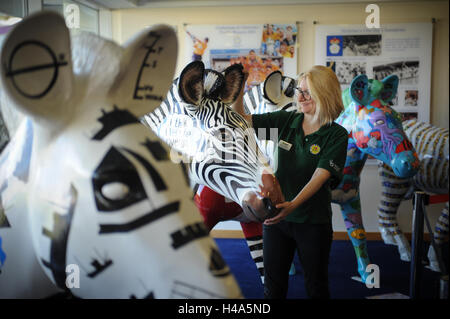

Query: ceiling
left=85, top=0, right=426, bottom=10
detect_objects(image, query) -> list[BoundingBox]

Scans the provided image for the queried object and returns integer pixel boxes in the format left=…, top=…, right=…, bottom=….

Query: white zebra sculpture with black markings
left=377, top=119, right=449, bottom=272
left=0, top=11, right=242, bottom=298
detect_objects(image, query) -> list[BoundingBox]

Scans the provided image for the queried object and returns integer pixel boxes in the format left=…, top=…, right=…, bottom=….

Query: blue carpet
left=215, top=238, right=447, bottom=299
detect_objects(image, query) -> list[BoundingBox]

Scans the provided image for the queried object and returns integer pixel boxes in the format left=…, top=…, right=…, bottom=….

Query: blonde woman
left=233, top=65, right=348, bottom=299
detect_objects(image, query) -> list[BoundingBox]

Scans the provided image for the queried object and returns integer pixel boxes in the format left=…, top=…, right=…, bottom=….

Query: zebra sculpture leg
left=339, top=195, right=371, bottom=282
left=333, top=145, right=371, bottom=282
left=377, top=162, right=413, bottom=261
left=427, top=202, right=449, bottom=272
left=240, top=222, right=264, bottom=283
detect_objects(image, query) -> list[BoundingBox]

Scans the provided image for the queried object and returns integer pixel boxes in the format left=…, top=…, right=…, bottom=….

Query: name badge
left=278, top=140, right=292, bottom=151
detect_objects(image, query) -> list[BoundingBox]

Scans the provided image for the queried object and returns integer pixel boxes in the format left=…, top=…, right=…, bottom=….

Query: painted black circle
left=6, top=40, right=66, bottom=99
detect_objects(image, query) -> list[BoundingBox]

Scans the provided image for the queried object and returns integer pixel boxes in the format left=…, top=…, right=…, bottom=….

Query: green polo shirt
left=252, top=110, right=348, bottom=224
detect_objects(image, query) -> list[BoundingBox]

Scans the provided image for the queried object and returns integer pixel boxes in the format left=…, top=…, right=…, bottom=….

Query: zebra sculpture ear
left=350, top=74, right=369, bottom=106
left=262, top=71, right=296, bottom=110
left=379, top=74, right=399, bottom=104
left=0, top=11, right=73, bottom=123
left=111, top=24, right=177, bottom=117
left=282, top=75, right=296, bottom=99
left=178, top=61, right=205, bottom=105
left=263, top=71, right=282, bottom=105
left=220, top=63, right=245, bottom=104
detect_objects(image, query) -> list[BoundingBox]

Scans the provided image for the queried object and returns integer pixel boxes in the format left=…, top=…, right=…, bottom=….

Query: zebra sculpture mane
left=0, top=11, right=241, bottom=298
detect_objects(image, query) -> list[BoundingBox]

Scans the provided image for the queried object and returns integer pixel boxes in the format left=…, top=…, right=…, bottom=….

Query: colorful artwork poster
left=315, top=23, right=432, bottom=124
left=185, top=24, right=297, bottom=91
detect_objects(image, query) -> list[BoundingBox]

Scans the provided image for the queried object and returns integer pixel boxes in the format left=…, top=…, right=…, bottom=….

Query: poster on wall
left=185, top=23, right=298, bottom=91
left=315, top=23, right=432, bottom=124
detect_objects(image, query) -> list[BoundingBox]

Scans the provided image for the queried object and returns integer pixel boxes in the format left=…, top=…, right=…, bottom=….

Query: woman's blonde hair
left=297, top=65, right=344, bottom=126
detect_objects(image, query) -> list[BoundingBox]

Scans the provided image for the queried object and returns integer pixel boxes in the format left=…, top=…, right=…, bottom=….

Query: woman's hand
left=263, top=168, right=331, bottom=226
left=263, top=201, right=296, bottom=225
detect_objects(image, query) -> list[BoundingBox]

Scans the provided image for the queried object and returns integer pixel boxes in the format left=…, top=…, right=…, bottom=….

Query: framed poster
left=185, top=23, right=298, bottom=91
left=315, top=23, right=432, bottom=124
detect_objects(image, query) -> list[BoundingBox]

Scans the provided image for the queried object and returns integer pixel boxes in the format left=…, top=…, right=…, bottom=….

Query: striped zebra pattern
left=378, top=119, right=449, bottom=267
left=143, top=81, right=267, bottom=208
left=243, top=72, right=297, bottom=115
left=185, top=97, right=266, bottom=207
left=403, top=120, right=448, bottom=194
left=142, top=80, right=193, bottom=150
left=246, top=235, right=264, bottom=282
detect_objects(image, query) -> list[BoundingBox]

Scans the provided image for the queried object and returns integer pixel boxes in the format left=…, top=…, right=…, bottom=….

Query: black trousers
left=263, top=221, right=333, bottom=299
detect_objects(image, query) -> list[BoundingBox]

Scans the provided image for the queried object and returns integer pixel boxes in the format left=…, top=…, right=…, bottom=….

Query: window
left=0, top=0, right=26, bottom=18
left=43, top=0, right=99, bottom=35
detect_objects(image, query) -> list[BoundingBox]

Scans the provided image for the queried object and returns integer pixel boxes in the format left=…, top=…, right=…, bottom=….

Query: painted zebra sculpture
left=333, top=74, right=420, bottom=281
left=377, top=120, right=448, bottom=272
left=142, top=63, right=288, bottom=283
left=0, top=11, right=241, bottom=298
left=244, top=73, right=420, bottom=282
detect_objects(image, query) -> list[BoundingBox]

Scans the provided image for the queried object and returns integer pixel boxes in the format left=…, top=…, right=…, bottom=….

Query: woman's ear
left=178, top=61, right=205, bottom=105
left=380, top=75, right=399, bottom=104
left=220, top=63, right=244, bottom=104
left=110, top=24, right=177, bottom=117
left=0, top=11, right=73, bottom=122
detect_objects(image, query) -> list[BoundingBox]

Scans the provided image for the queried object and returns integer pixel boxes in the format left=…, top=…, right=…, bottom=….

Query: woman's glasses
left=295, top=87, right=311, bottom=100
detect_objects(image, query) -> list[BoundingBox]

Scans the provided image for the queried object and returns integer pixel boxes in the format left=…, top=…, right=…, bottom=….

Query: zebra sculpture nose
left=392, top=150, right=419, bottom=179
left=241, top=171, right=285, bottom=222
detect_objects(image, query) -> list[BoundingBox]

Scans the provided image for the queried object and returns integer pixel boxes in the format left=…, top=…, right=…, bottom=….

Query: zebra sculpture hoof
left=395, top=233, right=412, bottom=262
left=426, top=245, right=441, bottom=272
left=379, top=227, right=396, bottom=246
left=398, top=246, right=412, bottom=262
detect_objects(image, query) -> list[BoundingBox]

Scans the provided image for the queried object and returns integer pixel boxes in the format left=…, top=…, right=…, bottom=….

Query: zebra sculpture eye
left=376, top=119, right=385, bottom=125
left=92, top=147, right=148, bottom=212
left=101, top=182, right=130, bottom=201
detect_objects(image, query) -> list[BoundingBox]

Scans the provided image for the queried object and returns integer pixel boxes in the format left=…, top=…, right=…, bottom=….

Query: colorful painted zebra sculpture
left=0, top=11, right=242, bottom=298
left=142, top=63, right=289, bottom=283
left=377, top=120, right=448, bottom=272
left=244, top=73, right=420, bottom=282
left=333, top=74, right=420, bottom=281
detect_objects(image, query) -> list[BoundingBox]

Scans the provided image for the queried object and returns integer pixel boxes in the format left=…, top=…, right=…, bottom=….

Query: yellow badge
left=310, top=144, right=321, bottom=155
